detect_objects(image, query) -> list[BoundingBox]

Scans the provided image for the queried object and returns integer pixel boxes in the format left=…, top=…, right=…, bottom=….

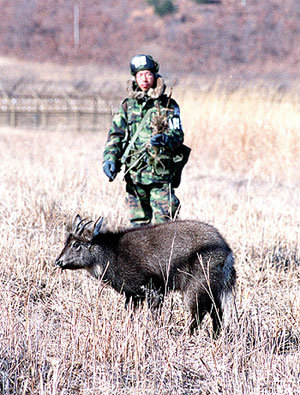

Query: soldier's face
left=136, top=70, right=155, bottom=92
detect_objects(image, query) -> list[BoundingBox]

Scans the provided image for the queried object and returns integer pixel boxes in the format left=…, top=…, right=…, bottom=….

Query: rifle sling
left=120, top=107, right=155, bottom=165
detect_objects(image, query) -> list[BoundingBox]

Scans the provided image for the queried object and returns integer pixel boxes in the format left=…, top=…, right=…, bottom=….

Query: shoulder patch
left=173, top=105, right=180, bottom=116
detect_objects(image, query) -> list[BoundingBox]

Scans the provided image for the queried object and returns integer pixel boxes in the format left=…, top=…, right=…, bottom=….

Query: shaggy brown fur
left=55, top=215, right=236, bottom=337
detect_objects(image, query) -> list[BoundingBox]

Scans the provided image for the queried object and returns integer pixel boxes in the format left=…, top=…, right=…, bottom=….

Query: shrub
left=147, top=0, right=177, bottom=17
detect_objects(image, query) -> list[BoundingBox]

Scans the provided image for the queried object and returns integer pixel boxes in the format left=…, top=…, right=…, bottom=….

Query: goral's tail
left=221, top=252, right=238, bottom=328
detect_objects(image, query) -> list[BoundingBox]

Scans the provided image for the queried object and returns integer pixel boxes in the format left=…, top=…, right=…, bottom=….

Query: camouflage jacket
left=103, top=76, right=184, bottom=185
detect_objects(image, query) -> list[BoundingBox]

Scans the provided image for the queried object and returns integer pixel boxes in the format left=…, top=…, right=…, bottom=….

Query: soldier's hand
left=150, top=133, right=170, bottom=147
left=103, top=160, right=117, bottom=181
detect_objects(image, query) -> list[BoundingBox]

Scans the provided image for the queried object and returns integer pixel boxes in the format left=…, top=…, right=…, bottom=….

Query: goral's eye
left=72, top=241, right=81, bottom=251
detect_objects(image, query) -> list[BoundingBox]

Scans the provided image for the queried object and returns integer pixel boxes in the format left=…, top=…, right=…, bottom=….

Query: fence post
left=10, top=98, right=17, bottom=127
left=77, top=109, right=81, bottom=132
left=93, top=96, right=98, bottom=132
left=34, top=92, right=41, bottom=127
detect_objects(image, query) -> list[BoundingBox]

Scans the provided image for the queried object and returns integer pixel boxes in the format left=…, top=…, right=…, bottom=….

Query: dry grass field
left=0, top=82, right=299, bottom=394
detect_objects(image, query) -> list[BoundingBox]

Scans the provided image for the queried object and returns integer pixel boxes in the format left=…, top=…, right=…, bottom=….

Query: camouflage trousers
left=125, top=182, right=180, bottom=227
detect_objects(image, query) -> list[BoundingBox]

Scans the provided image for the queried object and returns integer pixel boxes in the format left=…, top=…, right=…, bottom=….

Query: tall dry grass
left=0, top=83, right=299, bottom=394
left=177, top=84, right=300, bottom=184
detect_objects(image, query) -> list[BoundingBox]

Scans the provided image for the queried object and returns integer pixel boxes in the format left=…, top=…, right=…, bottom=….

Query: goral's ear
left=93, top=217, right=104, bottom=238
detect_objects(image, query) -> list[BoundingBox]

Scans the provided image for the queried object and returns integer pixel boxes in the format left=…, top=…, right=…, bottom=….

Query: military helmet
left=130, top=54, right=159, bottom=76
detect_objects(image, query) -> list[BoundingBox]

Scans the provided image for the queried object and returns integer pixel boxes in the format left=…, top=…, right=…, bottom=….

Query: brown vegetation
left=0, top=0, right=300, bottom=78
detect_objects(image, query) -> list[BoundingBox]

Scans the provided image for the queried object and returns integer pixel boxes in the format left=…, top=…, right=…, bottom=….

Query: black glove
left=150, top=133, right=170, bottom=147
left=103, top=161, right=117, bottom=181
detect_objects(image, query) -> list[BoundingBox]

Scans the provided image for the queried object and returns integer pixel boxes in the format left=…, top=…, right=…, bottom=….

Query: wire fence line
left=0, top=79, right=123, bottom=131
left=0, top=93, right=122, bottom=131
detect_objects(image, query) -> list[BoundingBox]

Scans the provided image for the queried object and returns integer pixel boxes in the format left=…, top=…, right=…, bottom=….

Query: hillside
left=0, top=0, right=300, bottom=79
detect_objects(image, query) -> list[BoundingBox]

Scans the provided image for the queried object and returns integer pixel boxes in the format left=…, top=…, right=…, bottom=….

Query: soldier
left=103, top=54, right=185, bottom=227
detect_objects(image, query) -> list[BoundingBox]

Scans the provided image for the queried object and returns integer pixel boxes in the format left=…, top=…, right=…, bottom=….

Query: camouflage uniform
left=103, top=75, right=184, bottom=226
